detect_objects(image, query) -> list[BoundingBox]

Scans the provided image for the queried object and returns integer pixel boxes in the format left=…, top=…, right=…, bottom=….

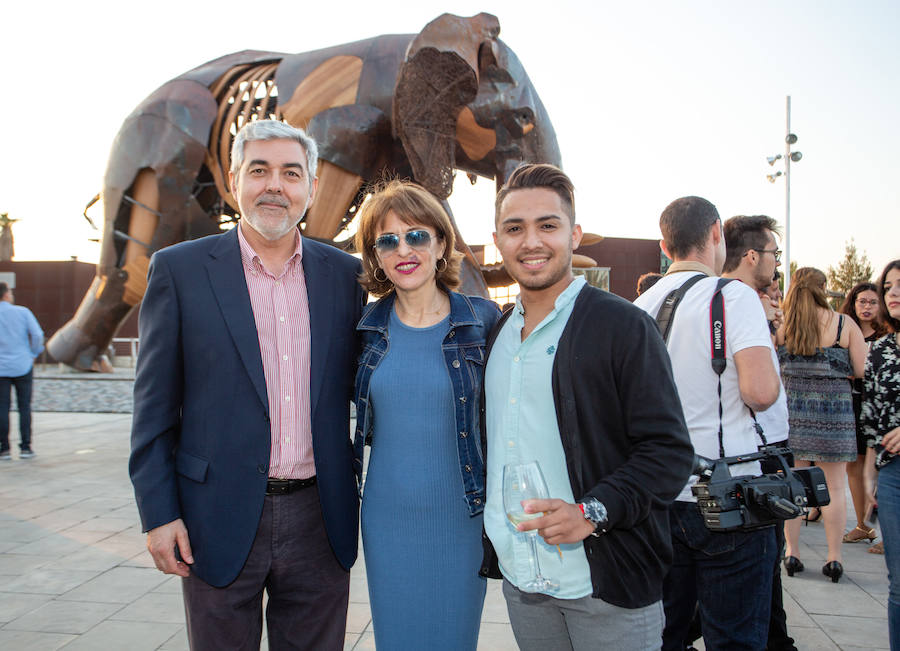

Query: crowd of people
left=125, top=118, right=899, bottom=651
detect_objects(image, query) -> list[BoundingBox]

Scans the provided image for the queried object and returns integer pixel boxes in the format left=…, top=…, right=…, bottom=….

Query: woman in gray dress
left=778, top=267, right=867, bottom=582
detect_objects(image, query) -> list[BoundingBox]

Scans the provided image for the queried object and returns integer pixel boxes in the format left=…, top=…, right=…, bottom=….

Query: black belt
left=266, top=476, right=317, bottom=495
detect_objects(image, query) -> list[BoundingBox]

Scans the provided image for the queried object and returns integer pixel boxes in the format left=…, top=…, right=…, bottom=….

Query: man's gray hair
left=230, top=119, right=318, bottom=186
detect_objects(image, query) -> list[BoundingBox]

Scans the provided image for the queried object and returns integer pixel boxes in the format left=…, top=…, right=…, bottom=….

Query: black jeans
left=0, top=369, right=33, bottom=451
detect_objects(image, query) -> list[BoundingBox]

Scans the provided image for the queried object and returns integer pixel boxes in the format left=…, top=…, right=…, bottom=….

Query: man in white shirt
left=634, top=196, right=781, bottom=651
left=722, top=215, right=797, bottom=651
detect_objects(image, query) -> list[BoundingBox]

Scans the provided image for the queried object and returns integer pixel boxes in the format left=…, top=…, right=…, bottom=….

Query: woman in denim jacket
left=352, top=180, right=500, bottom=650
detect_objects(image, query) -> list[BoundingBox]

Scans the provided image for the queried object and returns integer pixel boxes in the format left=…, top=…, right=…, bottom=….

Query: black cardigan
left=479, top=283, right=694, bottom=608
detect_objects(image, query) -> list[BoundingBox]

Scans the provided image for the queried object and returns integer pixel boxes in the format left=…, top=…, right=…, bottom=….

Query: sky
left=2, top=1, right=898, bottom=279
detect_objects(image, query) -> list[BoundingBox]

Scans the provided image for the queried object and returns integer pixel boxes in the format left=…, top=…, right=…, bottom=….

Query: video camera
left=691, top=446, right=830, bottom=532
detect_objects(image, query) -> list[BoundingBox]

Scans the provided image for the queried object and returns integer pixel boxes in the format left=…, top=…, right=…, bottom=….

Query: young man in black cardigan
left=480, top=163, right=694, bottom=650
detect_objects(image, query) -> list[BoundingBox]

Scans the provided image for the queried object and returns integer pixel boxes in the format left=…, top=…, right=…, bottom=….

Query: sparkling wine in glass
left=502, top=460, right=559, bottom=593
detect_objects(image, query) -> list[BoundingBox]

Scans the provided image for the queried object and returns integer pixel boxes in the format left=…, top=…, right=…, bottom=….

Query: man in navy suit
left=129, top=119, right=366, bottom=650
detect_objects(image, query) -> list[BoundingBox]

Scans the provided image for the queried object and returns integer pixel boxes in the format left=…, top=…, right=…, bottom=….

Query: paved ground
left=0, top=412, right=891, bottom=650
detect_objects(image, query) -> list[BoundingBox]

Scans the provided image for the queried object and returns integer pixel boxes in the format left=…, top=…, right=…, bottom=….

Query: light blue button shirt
left=0, top=301, right=43, bottom=377
left=484, top=276, right=592, bottom=599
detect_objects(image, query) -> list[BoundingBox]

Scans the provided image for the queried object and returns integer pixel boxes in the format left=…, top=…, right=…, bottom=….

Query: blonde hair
left=783, top=267, right=831, bottom=356
left=354, top=179, right=463, bottom=297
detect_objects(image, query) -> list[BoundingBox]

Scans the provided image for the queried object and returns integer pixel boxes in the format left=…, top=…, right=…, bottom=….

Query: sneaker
left=19, top=449, right=35, bottom=459
left=0, top=449, right=10, bottom=461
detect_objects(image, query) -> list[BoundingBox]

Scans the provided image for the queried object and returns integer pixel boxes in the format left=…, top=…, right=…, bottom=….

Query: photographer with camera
left=722, top=215, right=796, bottom=651
left=634, top=197, right=781, bottom=651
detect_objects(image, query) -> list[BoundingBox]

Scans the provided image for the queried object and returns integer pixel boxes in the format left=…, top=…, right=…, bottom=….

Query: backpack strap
left=655, top=273, right=706, bottom=343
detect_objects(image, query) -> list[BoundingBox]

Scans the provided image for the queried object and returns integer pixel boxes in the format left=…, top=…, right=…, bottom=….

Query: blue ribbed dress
left=361, top=310, right=486, bottom=650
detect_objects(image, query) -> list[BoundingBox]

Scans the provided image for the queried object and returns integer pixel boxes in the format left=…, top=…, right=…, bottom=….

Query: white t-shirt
left=634, top=272, right=774, bottom=501
left=755, top=348, right=789, bottom=445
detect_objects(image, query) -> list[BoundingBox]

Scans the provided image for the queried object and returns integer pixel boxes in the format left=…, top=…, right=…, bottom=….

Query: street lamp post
left=766, top=95, right=802, bottom=292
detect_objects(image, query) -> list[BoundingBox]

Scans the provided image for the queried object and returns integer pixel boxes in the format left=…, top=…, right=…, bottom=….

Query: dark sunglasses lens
left=406, top=230, right=431, bottom=248
left=375, top=234, right=400, bottom=252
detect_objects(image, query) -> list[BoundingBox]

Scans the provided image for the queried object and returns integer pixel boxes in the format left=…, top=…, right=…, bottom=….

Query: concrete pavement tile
left=811, top=613, right=890, bottom=649
left=0, top=521, right=53, bottom=543
left=0, top=629, right=76, bottom=650
left=782, top=575, right=883, bottom=617
left=120, top=549, right=156, bottom=568
left=789, top=625, right=840, bottom=650
left=64, top=517, right=134, bottom=536
left=346, top=601, right=371, bottom=634
left=349, top=575, right=369, bottom=603
left=0, top=541, right=19, bottom=552
left=0, top=591, right=52, bottom=624
left=7, top=533, right=89, bottom=557
left=3, top=497, right=81, bottom=520
left=350, top=631, right=376, bottom=650
left=782, top=589, right=816, bottom=628
left=55, top=528, right=112, bottom=545
left=27, top=511, right=93, bottom=534
left=4, top=568, right=101, bottom=595
left=158, top=627, right=189, bottom=651
left=109, top=591, right=185, bottom=624
left=42, top=546, right=128, bottom=572
left=846, top=570, right=890, bottom=596
left=343, top=633, right=362, bottom=650
left=57, top=566, right=168, bottom=603
left=477, top=621, right=519, bottom=650
left=5, top=600, right=123, bottom=634
left=151, top=576, right=184, bottom=594
left=55, top=620, right=181, bottom=651
left=0, top=554, right=52, bottom=576
left=91, top=537, right=144, bottom=560
left=482, top=580, right=510, bottom=624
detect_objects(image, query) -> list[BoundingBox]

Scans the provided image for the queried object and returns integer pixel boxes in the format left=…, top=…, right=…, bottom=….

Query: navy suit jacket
left=129, top=227, right=366, bottom=587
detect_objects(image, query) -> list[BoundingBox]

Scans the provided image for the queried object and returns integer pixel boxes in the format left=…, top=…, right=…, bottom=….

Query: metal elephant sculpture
left=47, top=12, right=561, bottom=371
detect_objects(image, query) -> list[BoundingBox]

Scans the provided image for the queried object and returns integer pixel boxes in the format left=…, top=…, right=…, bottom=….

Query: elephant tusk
left=522, top=123, right=534, bottom=135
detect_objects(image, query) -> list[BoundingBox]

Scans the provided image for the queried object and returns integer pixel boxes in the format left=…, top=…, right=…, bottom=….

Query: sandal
left=843, top=525, right=877, bottom=543
left=869, top=541, right=885, bottom=555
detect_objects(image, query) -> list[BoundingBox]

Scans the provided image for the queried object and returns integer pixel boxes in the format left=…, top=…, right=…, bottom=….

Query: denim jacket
left=353, top=289, right=501, bottom=515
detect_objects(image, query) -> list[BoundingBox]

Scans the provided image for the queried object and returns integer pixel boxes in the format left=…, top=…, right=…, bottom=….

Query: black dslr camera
left=691, top=446, right=830, bottom=532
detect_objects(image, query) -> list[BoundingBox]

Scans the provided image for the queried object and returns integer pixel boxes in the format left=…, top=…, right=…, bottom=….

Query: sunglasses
left=374, top=229, right=433, bottom=254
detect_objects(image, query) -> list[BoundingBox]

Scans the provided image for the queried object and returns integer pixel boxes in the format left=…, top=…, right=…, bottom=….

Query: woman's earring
left=435, top=258, right=448, bottom=273
left=374, top=267, right=388, bottom=282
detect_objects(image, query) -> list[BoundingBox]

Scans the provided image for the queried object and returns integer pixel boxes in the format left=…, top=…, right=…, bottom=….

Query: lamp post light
left=766, top=95, right=802, bottom=292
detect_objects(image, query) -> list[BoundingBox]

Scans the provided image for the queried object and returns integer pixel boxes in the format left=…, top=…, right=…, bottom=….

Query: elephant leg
left=303, top=160, right=362, bottom=239
left=119, top=168, right=159, bottom=306
left=48, top=169, right=161, bottom=371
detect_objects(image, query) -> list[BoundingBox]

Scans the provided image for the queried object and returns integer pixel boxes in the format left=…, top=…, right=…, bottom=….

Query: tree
left=0, top=212, right=18, bottom=262
left=827, top=238, right=873, bottom=306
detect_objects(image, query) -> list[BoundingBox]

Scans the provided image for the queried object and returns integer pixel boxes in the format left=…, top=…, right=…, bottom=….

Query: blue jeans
left=662, top=501, right=776, bottom=651
left=0, top=369, right=33, bottom=451
left=878, top=459, right=900, bottom=650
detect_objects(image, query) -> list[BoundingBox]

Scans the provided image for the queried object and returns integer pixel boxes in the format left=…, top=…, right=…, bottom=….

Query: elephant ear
left=394, top=13, right=500, bottom=199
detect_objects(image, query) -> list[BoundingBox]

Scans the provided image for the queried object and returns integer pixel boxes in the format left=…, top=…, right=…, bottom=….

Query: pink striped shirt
left=237, top=224, right=314, bottom=479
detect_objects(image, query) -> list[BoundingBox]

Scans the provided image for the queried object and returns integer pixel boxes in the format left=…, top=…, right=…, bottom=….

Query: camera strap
left=657, top=275, right=763, bottom=458
left=710, top=278, right=734, bottom=458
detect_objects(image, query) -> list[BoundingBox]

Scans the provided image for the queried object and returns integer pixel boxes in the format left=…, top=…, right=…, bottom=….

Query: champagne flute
left=502, top=460, right=559, bottom=592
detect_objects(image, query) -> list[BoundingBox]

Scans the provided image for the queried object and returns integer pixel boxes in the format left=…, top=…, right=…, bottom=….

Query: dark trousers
left=181, top=485, right=350, bottom=650
left=766, top=521, right=797, bottom=650
left=0, top=369, right=33, bottom=451
left=662, top=501, right=776, bottom=651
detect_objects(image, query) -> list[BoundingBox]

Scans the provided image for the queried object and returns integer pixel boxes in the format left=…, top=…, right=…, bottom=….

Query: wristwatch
left=578, top=497, right=608, bottom=537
